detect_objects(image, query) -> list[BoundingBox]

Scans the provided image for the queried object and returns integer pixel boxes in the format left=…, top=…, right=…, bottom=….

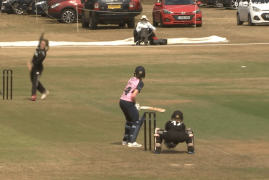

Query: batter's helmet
left=134, top=66, right=146, bottom=79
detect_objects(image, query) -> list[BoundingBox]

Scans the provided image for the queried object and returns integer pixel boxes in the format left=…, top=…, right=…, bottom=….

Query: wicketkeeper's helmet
left=171, top=110, right=183, bottom=121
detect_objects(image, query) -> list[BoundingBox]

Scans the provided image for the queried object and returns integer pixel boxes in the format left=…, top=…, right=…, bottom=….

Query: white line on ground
left=196, top=139, right=233, bottom=156
left=73, top=149, right=91, bottom=158
left=207, top=145, right=232, bottom=156
left=2, top=42, right=269, bottom=48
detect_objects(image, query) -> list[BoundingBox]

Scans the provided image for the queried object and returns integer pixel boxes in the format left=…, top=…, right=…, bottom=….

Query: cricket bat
left=140, top=106, right=166, bottom=113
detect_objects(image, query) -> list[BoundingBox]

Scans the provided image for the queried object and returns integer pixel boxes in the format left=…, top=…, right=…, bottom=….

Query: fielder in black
left=28, top=32, right=49, bottom=101
left=154, top=110, right=195, bottom=154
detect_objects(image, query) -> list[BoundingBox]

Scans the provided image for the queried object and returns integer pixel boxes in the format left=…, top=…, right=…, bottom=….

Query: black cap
left=171, top=110, right=183, bottom=121
left=134, top=66, right=145, bottom=78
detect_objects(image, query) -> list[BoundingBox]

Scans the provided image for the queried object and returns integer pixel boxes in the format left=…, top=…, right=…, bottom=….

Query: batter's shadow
left=25, top=98, right=33, bottom=101
left=111, top=142, right=123, bottom=146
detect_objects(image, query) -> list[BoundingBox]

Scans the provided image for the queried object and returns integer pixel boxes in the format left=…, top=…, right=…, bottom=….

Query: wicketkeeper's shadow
left=159, top=150, right=187, bottom=154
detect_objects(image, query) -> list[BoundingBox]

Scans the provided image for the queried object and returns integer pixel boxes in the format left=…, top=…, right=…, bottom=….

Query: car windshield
left=252, top=0, right=269, bottom=3
left=164, top=0, right=195, bottom=5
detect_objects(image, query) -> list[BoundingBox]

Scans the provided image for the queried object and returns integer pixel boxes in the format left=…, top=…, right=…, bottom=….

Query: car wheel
left=90, top=16, right=97, bottom=30
left=82, top=15, right=89, bottom=27
left=7, top=10, right=14, bottom=14
left=214, top=0, right=217, bottom=6
left=160, top=15, right=164, bottom=27
left=61, top=9, right=76, bottom=23
left=119, top=23, right=125, bottom=28
left=127, top=17, right=135, bottom=28
left=248, top=14, right=254, bottom=26
left=196, top=23, right=202, bottom=27
left=153, top=14, right=158, bottom=26
left=12, top=2, right=24, bottom=14
left=229, top=0, right=239, bottom=9
left=237, top=13, right=243, bottom=25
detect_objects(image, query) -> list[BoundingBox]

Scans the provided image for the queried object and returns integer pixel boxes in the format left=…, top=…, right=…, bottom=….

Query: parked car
left=81, top=0, right=142, bottom=29
left=152, top=0, right=202, bottom=27
left=1, top=0, right=34, bottom=14
left=221, top=0, right=239, bottom=9
left=48, top=0, right=84, bottom=23
left=201, top=0, right=217, bottom=6
left=132, top=0, right=142, bottom=15
left=31, top=0, right=49, bottom=16
left=237, top=0, right=269, bottom=26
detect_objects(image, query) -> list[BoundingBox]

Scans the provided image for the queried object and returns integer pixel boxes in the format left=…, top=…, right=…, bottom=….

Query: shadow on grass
left=159, top=149, right=187, bottom=154
left=24, top=98, right=32, bottom=101
left=83, top=25, right=133, bottom=31
left=111, top=142, right=123, bottom=146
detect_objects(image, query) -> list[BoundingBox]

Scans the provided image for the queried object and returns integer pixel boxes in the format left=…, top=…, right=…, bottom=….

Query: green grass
left=1, top=46, right=269, bottom=179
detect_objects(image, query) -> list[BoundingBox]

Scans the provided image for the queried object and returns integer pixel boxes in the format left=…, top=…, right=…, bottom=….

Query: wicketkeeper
left=154, top=110, right=195, bottom=154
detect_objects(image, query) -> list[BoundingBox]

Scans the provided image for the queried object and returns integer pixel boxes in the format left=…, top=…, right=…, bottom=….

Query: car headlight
left=35, top=1, right=46, bottom=5
left=192, top=9, right=200, bottom=13
left=163, top=9, right=174, bottom=14
left=253, top=6, right=261, bottom=12
left=51, top=3, right=60, bottom=8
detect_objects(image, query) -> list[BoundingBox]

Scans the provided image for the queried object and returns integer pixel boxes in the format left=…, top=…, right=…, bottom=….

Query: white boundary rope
left=0, top=36, right=228, bottom=47
left=3, top=42, right=269, bottom=49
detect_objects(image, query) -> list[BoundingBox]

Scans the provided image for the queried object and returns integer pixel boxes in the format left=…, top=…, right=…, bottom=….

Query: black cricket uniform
left=160, top=120, right=189, bottom=144
left=30, top=49, right=46, bottom=96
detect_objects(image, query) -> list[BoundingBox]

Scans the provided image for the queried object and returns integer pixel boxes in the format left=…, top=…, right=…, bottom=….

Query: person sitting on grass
left=135, top=15, right=156, bottom=45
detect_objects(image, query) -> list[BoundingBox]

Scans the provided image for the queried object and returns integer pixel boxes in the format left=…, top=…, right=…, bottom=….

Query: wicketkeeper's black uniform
left=154, top=110, right=195, bottom=154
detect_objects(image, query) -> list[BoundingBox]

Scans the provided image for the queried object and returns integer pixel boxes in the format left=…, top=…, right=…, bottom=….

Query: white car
left=237, top=0, right=269, bottom=25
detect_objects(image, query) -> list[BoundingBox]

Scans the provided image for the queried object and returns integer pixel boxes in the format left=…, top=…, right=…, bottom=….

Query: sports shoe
left=188, top=151, right=195, bottom=154
left=122, top=141, right=128, bottom=145
left=31, top=94, right=36, bottom=101
left=127, top=142, right=142, bottom=147
left=154, top=146, right=161, bottom=154
left=154, top=151, right=161, bottom=154
left=41, top=90, right=49, bottom=100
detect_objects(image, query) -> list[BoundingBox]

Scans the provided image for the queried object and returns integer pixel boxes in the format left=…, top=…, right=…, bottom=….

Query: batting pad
left=128, top=114, right=145, bottom=142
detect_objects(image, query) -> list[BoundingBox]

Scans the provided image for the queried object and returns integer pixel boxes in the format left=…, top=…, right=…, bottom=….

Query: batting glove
left=135, top=103, right=140, bottom=110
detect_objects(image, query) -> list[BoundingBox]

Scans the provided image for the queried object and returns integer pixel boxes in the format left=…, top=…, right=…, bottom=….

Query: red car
left=48, top=0, right=84, bottom=23
left=152, top=0, right=202, bottom=27
left=132, top=0, right=143, bottom=14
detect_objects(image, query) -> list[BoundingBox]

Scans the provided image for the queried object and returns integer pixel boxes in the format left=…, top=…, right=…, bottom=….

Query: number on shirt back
left=124, top=87, right=132, bottom=95
left=171, top=121, right=181, bottom=126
